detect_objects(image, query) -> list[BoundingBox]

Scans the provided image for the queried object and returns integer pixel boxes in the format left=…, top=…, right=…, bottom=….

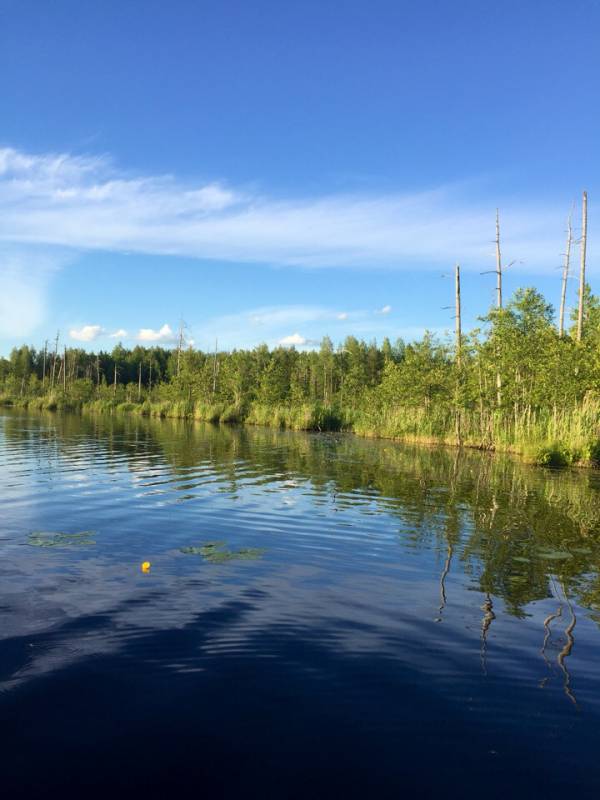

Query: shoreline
left=2, top=396, right=598, bottom=470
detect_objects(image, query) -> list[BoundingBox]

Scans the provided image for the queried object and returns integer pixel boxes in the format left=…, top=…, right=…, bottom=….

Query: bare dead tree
left=576, top=190, right=588, bottom=342
left=455, top=264, right=462, bottom=367
left=558, top=206, right=574, bottom=337
left=42, top=340, right=48, bottom=388
left=51, top=331, right=60, bottom=388
left=454, top=264, right=464, bottom=444
left=176, top=318, right=187, bottom=377
left=495, top=209, right=502, bottom=308
left=212, top=338, right=219, bottom=396
left=494, top=211, right=502, bottom=404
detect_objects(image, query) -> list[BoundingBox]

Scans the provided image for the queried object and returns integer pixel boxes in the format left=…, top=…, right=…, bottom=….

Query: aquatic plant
left=179, top=541, right=264, bottom=563
left=26, top=530, right=97, bottom=547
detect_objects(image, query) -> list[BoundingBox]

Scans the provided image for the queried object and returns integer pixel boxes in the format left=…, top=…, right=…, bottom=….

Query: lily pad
left=180, top=541, right=264, bottom=563
left=180, top=541, right=226, bottom=556
left=27, top=530, right=96, bottom=548
left=205, top=547, right=265, bottom=564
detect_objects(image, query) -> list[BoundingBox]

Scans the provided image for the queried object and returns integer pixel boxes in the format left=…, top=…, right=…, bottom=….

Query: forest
left=2, top=281, right=600, bottom=467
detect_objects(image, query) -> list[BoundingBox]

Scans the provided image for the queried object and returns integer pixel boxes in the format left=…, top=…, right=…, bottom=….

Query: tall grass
left=3, top=391, right=599, bottom=467
left=353, top=399, right=600, bottom=465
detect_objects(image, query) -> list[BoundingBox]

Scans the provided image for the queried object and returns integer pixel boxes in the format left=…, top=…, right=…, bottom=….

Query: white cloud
left=0, top=145, right=591, bottom=274
left=337, top=312, right=348, bottom=320
left=69, top=324, right=104, bottom=342
left=137, top=323, right=176, bottom=343
left=378, top=305, right=392, bottom=314
left=279, top=333, right=309, bottom=346
left=109, top=328, right=128, bottom=339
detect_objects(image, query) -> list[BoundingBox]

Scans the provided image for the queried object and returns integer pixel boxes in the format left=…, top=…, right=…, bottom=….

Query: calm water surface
left=2, top=409, right=600, bottom=797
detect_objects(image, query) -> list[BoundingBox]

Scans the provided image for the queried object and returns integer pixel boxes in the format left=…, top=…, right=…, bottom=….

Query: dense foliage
left=2, top=286, right=600, bottom=464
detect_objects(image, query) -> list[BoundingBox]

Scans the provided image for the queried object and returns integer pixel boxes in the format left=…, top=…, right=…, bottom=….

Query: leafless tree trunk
left=577, top=190, right=588, bottom=342
left=42, top=340, right=48, bottom=388
left=455, top=264, right=462, bottom=367
left=495, top=209, right=502, bottom=309
left=495, top=211, right=502, bottom=405
left=177, top=318, right=185, bottom=376
left=559, top=207, right=573, bottom=337
left=454, top=264, right=463, bottom=444
left=212, top=338, right=218, bottom=396
left=51, top=331, right=59, bottom=388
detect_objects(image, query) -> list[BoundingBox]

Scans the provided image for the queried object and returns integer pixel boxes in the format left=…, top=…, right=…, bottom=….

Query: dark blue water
left=2, top=410, right=600, bottom=798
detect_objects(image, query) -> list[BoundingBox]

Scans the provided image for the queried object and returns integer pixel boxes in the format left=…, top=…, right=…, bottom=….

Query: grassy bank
left=0, top=394, right=346, bottom=430
left=352, top=398, right=600, bottom=467
left=2, top=392, right=599, bottom=468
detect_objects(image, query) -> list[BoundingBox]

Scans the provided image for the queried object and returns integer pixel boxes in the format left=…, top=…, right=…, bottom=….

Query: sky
left=1, top=0, right=599, bottom=354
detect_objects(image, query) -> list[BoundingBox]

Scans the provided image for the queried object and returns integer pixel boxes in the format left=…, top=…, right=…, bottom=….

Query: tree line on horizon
left=1, top=194, right=599, bottom=464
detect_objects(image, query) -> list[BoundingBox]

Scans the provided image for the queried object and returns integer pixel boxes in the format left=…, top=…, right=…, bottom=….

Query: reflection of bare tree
left=480, top=593, right=496, bottom=675
left=540, top=579, right=579, bottom=706
left=435, top=543, right=453, bottom=622
left=540, top=605, right=562, bottom=674
left=558, top=582, right=578, bottom=707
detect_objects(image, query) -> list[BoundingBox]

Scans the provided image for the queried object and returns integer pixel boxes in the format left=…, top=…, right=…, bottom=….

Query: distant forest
left=2, top=283, right=600, bottom=466
left=2, top=199, right=600, bottom=465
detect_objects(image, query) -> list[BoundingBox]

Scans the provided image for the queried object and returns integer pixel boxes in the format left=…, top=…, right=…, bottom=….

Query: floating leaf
left=180, top=541, right=226, bottom=556
left=180, top=541, right=264, bottom=563
left=205, top=547, right=264, bottom=564
left=27, top=530, right=96, bottom=548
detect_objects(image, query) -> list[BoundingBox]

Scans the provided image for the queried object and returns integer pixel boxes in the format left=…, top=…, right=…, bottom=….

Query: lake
left=2, top=409, right=600, bottom=797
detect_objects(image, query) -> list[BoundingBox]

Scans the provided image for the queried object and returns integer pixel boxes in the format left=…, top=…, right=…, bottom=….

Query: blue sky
left=1, top=0, right=599, bottom=353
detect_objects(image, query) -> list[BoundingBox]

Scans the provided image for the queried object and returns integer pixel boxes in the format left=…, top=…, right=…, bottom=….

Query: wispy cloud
left=192, top=305, right=357, bottom=350
left=109, top=328, right=128, bottom=339
left=69, top=324, right=104, bottom=342
left=378, top=305, right=392, bottom=314
left=0, top=245, right=70, bottom=339
left=249, top=306, right=342, bottom=327
left=189, top=303, right=432, bottom=351
left=0, top=145, right=588, bottom=273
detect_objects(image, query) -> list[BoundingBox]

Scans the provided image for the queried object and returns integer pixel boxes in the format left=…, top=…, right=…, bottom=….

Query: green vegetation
left=27, top=531, right=97, bottom=548
left=3, top=285, right=600, bottom=466
left=180, top=541, right=264, bottom=563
